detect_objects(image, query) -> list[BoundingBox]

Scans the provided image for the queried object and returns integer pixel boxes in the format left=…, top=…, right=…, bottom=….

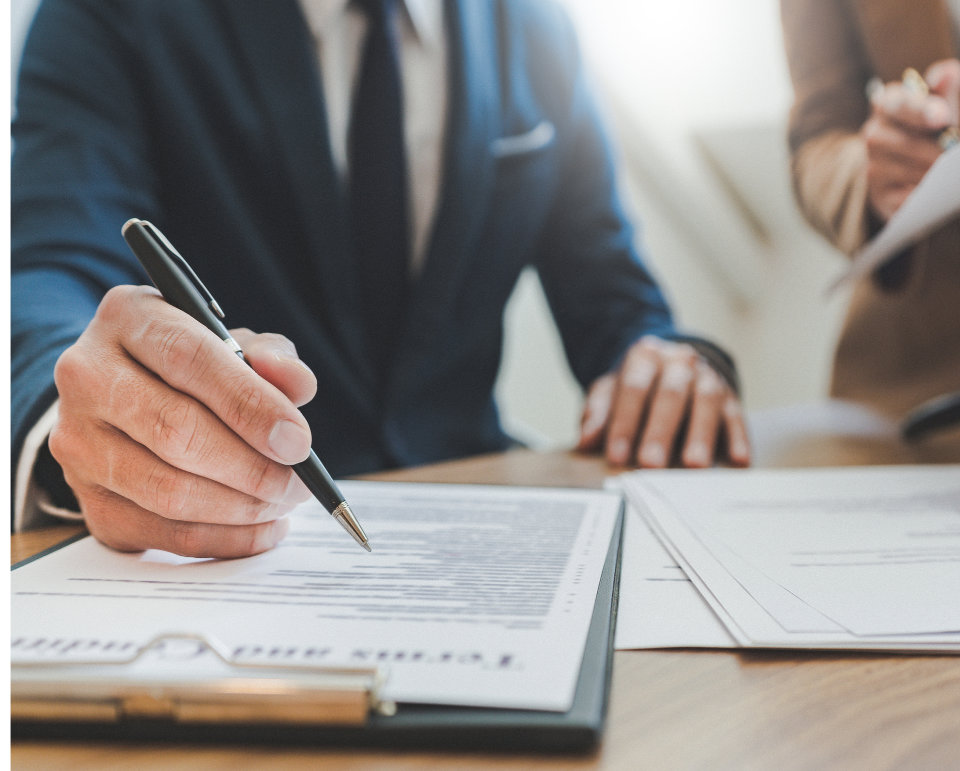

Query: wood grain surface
left=13, top=402, right=960, bottom=770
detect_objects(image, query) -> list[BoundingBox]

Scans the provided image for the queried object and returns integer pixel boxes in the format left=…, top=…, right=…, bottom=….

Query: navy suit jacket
left=12, top=0, right=716, bottom=486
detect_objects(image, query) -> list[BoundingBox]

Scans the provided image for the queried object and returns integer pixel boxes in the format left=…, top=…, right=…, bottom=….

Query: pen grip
left=294, top=451, right=345, bottom=512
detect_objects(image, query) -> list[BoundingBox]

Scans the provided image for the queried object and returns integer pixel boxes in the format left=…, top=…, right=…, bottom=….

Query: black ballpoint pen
left=121, top=218, right=371, bottom=552
left=901, top=390, right=960, bottom=442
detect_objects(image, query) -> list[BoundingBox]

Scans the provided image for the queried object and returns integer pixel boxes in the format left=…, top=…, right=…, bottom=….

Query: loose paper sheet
left=613, top=503, right=734, bottom=650
left=621, top=466, right=960, bottom=652
left=12, top=482, right=621, bottom=711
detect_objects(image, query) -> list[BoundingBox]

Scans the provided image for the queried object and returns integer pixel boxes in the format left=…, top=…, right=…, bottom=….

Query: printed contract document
left=621, top=466, right=960, bottom=652
left=12, top=482, right=622, bottom=711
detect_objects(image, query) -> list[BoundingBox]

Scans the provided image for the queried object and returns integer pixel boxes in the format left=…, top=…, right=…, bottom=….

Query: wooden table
left=12, top=402, right=960, bottom=770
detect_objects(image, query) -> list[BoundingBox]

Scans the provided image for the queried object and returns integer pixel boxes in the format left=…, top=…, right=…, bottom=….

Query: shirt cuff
left=13, top=400, right=84, bottom=532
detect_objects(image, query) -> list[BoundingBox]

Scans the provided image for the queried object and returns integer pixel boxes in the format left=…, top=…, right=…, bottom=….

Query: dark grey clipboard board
left=12, top=505, right=623, bottom=753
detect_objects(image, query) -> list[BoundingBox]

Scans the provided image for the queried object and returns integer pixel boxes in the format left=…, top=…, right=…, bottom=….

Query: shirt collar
left=404, top=0, right=444, bottom=49
left=299, top=0, right=443, bottom=49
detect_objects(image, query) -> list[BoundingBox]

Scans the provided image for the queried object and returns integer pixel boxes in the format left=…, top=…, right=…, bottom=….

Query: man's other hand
left=577, top=336, right=750, bottom=469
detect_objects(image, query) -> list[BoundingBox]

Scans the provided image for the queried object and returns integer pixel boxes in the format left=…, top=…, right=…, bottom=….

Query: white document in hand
left=832, top=144, right=960, bottom=291
left=11, top=482, right=622, bottom=711
left=622, top=466, right=960, bottom=651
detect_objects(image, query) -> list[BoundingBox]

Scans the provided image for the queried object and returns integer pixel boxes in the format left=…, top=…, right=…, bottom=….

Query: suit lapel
left=851, top=0, right=956, bottom=81
left=223, top=0, right=504, bottom=395
left=221, top=0, right=377, bottom=393
left=404, top=0, right=501, bottom=334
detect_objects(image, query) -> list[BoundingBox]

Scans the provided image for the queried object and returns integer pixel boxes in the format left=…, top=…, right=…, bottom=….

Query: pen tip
left=331, top=501, right=371, bottom=552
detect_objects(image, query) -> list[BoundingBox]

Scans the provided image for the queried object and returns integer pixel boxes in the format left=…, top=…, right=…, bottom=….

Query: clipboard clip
left=12, top=632, right=396, bottom=725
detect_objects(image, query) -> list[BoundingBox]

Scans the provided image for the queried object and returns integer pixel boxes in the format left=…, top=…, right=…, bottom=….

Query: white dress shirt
left=298, top=0, right=447, bottom=272
left=15, top=0, right=449, bottom=531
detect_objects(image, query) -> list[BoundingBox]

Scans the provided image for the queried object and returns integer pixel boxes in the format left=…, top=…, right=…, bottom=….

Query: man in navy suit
left=12, top=0, right=750, bottom=558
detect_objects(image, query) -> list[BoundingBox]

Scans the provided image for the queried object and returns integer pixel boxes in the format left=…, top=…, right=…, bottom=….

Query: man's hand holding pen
left=863, top=58, right=960, bottom=224
left=49, top=284, right=318, bottom=559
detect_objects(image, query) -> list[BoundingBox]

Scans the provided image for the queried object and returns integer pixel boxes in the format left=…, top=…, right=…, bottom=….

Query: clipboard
left=12, top=508, right=623, bottom=752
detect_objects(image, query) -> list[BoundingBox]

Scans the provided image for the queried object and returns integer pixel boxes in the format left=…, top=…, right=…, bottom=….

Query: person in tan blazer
left=781, top=0, right=960, bottom=418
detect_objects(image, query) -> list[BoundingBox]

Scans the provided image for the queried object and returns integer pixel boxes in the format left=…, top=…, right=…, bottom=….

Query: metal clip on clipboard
left=12, top=633, right=396, bottom=726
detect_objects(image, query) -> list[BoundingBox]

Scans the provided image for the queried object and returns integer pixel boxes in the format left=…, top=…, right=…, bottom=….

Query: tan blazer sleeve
left=780, top=0, right=873, bottom=255
left=780, top=0, right=957, bottom=256
left=790, top=132, right=871, bottom=256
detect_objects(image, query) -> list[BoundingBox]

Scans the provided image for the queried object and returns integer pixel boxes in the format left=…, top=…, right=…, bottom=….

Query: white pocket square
left=490, top=120, right=556, bottom=159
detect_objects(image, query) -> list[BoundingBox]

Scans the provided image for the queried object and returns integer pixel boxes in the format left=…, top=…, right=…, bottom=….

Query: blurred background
left=496, top=0, right=852, bottom=448
left=10, top=0, right=853, bottom=449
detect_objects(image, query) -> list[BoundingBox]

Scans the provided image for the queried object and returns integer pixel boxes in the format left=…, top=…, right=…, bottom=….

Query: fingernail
left=609, top=438, right=630, bottom=465
left=582, top=414, right=604, bottom=436
left=923, top=99, right=948, bottom=123
left=732, top=439, right=750, bottom=461
left=641, top=442, right=666, bottom=467
left=685, top=441, right=710, bottom=467
left=275, top=351, right=315, bottom=378
left=269, top=419, right=311, bottom=463
left=272, top=516, right=291, bottom=546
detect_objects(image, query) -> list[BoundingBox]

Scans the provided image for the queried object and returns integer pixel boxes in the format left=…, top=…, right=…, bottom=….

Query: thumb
left=925, top=58, right=960, bottom=122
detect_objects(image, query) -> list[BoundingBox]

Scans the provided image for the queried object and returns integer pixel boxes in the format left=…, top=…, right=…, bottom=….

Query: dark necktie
left=348, top=0, right=410, bottom=384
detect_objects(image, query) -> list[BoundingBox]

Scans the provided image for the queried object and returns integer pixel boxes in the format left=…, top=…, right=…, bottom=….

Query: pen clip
left=139, top=220, right=226, bottom=320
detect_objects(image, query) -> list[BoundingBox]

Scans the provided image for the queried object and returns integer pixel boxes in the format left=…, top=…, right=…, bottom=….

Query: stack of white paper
left=619, top=466, right=960, bottom=652
left=612, top=504, right=734, bottom=650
